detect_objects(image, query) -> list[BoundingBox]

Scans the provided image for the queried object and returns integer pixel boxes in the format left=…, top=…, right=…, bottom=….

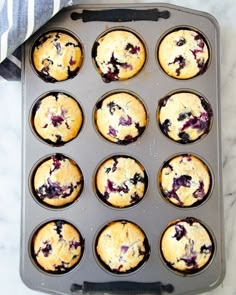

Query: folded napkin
left=0, top=0, right=80, bottom=81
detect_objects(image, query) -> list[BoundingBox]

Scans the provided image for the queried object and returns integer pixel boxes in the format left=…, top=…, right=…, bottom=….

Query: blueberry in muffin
left=158, top=29, right=209, bottom=79
left=32, top=154, right=83, bottom=208
left=92, top=29, right=146, bottom=82
left=32, top=92, right=83, bottom=145
left=160, top=217, right=214, bottom=274
left=96, top=220, right=150, bottom=273
left=159, top=154, right=211, bottom=207
left=32, top=220, right=84, bottom=273
left=95, top=156, right=147, bottom=208
left=95, top=92, right=147, bottom=144
left=32, top=31, right=83, bottom=82
left=158, top=92, right=212, bottom=143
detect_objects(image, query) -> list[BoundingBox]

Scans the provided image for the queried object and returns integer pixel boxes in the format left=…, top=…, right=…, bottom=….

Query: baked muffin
left=158, top=29, right=209, bottom=79
left=160, top=217, right=214, bottom=274
left=33, top=154, right=83, bottom=207
left=93, top=30, right=146, bottom=82
left=159, top=154, right=211, bottom=207
left=95, top=92, right=147, bottom=144
left=95, top=156, right=147, bottom=208
left=96, top=220, right=149, bottom=273
left=158, top=92, right=212, bottom=143
left=32, top=31, right=83, bottom=82
left=32, top=92, right=83, bottom=145
left=32, top=220, right=84, bottom=273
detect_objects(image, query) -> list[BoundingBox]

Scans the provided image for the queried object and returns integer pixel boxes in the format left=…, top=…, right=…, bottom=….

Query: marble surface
left=0, top=0, right=236, bottom=294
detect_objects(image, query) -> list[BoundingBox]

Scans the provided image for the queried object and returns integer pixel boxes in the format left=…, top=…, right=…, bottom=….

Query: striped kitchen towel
left=0, top=0, right=81, bottom=81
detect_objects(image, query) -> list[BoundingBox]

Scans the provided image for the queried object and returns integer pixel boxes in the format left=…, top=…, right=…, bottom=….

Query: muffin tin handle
left=71, top=281, right=174, bottom=294
left=71, top=9, right=170, bottom=22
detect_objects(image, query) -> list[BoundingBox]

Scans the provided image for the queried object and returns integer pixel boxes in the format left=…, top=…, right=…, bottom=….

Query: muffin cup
left=92, top=27, right=147, bottom=82
left=159, top=217, right=215, bottom=276
left=94, top=219, right=150, bottom=275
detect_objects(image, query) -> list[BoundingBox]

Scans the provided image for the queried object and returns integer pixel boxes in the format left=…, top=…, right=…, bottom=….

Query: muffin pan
left=21, top=2, right=225, bottom=295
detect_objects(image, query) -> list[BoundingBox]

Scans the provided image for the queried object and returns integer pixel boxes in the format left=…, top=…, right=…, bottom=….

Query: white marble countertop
left=0, top=0, right=235, bottom=294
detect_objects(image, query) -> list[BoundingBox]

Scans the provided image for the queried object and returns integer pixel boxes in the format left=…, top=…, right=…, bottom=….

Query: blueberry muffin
left=95, top=156, right=147, bottom=208
left=158, top=92, right=212, bottom=143
left=160, top=217, right=214, bottom=274
left=32, top=220, right=84, bottom=273
left=32, top=31, right=83, bottom=82
left=96, top=220, right=149, bottom=273
left=158, top=29, right=209, bottom=79
left=95, top=92, right=147, bottom=144
left=159, top=154, right=211, bottom=207
left=93, top=30, right=146, bottom=82
left=33, top=154, right=83, bottom=207
left=32, top=92, right=83, bottom=145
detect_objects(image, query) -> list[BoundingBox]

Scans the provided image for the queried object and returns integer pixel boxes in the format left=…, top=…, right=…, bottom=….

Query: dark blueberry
left=105, top=167, right=111, bottom=174
left=69, top=56, right=76, bottom=66
left=111, top=158, right=118, bottom=172
left=181, top=112, right=210, bottom=134
left=130, top=173, right=145, bottom=185
left=112, top=264, right=123, bottom=273
left=55, top=135, right=63, bottom=144
left=135, top=122, right=146, bottom=135
left=173, top=175, right=192, bottom=191
left=96, top=99, right=103, bottom=110
left=168, top=55, right=186, bottom=76
left=103, top=191, right=110, bottom=200
left=200, top=244, right=213, bottom=254
left=180, top=255, right=197, bottom=268
left=102, top=67, right=119, bottom=83
left=108, top=125, right=118, bottom=137
left=123, top=135, right=133, bottom=142
left=65, top=122, right=70, bottom=129
left=177, top=112, right=192, bottom=121
left=69, top=241, right=81, bottom=250
left=125, top=43, right=140, bottom=54
left=163, top=162, right=173, bottom=171
left=119, top=115, right=132, bottom=126
left=34, top=100, right=41, bottom=113
left=178, top=131, right=190, bottom=142
left=176, top=37, right=186, bottom=46
left=194, top=34, right=205, bottom=49
left=106, top=179, right=129, bottom=194
left=54, top=261, right=69, bottom=272
left=158, top=96, right=169, bottom=107
left=185, top=217, right=196, bottom=226
left=55, top=221, right=64, bottom=238
left=43, top=124, right=48, bottom=128
left=180, top=155, right=192, bottom=163
left=107, top=101, right=122, bottom=115
left=36, top=178, right=73, bottom=199
left=41, top=66, right=49, bottom=76
left=173, top=224, right=187, bottom=241
left=49, top=155, right=62, bottom=174
left=161, top=119, right=171, bottom=134
left=51, top=115, right=64, bottom=127
left=92, top=41, right=99, bottom=58
left=200, top=97, right=212, bottom=116
left=193, top=181, right=205, bottom=199
left=197, top=58, right=208, bottom=74
left=130, top=193, right=140, bottom=203
left=165, top=189, right=183, bottom=206
left=138, top=246, right=146, bottom=256
left=121, top=245, right=129, bottom=253
left=190, top=49, right=203, bottom=59
left=54, top=42, right=61, bottom=54
left=42, top=242, right=52, bottom=257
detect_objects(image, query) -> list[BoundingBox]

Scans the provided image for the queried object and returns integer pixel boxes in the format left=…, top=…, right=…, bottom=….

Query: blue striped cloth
left=0, top=0, right=80, bottom=81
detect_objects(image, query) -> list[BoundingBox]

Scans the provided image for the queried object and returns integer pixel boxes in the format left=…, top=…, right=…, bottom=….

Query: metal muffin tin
left=21, top=2, right=225, bottom=295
